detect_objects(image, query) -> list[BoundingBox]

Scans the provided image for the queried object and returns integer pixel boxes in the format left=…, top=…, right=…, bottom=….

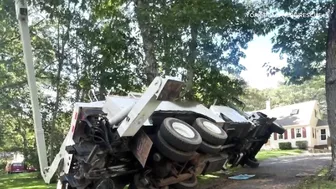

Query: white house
left=248, top=100, right=330, bottom=150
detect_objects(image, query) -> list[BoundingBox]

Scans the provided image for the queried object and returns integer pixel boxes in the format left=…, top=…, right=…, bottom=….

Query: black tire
left=197, top=140, right=222, bottom=155
left=155, top=131, right=195, bottom=163
left=171, top=175, right=198, bottom=189
left=192, top=118, right=227, bottom=145
left=245, top=158, right=259, bottom=168
left=160, top=117, right=202, bottom=152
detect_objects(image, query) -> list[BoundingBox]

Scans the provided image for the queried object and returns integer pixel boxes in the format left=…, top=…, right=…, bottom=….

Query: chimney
left=266, top=99, right=271, bottom=110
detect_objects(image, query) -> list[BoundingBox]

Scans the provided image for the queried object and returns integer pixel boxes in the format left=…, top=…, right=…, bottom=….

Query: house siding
left=257, top=101, right=330, bottom=150
left=268, top=125, right=313, bottom=149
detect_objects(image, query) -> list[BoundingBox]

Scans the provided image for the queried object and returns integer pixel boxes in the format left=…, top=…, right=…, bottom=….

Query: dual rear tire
left=155, top=117, right=201, bottom=163
left=153, top=117, right=227, bottom=189
left=192, top=118, right=227, bottom=154
left=155, top=117, right=228, bottom=161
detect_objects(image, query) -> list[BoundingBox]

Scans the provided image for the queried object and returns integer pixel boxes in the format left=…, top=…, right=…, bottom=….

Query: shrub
left=296, top=141, right=308, bottom=150
left=0, top=159, right=8, bottom=174
left=279, top=142, right=292, bottom=150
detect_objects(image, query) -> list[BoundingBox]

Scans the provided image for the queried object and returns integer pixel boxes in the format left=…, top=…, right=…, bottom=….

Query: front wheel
left=244, top=158, right=260, bottom=168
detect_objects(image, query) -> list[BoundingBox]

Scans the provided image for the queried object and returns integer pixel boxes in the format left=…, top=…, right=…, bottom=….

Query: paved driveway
left=200, top=153, right=331, bottom=189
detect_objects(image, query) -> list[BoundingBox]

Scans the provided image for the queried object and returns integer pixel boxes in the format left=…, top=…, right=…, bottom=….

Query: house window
left=321, top=129, right=326, bottom=140
left=279, top=134, right=284, bottom=139
left=290, top=109, right=299, bottom=115
left=296, top=128, right=302, bottom=138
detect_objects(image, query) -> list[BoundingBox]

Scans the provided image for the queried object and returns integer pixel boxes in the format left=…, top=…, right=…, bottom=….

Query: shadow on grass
left=0, top=172, right=56, bottom=189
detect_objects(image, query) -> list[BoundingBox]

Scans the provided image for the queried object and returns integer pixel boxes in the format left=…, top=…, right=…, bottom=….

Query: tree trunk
left=185, top=24, right=198, bottom=100
left=99, top=69, right=106, bottom=100
left=75, top=49, right=80, bottom=102
left=134, top=0, right=158, bottom=85
left=325, top=5, right=336, bottom=180
left=49, top=4, right=71, bottom=159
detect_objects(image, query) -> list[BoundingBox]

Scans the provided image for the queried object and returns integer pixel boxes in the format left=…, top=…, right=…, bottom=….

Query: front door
left=317, top=128, right=328, bottom=145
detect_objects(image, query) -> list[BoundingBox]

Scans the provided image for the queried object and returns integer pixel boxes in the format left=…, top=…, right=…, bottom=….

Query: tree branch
left=0, top=81, right=27, bottom=91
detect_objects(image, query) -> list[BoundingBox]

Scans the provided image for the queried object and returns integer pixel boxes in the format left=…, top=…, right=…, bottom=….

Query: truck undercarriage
left=55, top=98, right=285, bottom=189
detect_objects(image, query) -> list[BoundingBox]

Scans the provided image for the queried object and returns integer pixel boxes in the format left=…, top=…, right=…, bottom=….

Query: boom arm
left=15, top=0, right=48, bottom=179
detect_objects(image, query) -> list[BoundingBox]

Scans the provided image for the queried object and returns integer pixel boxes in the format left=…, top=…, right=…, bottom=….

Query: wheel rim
left=203, top=121, right=222, bottom=134
left=172, top=122, right=195, bottom=138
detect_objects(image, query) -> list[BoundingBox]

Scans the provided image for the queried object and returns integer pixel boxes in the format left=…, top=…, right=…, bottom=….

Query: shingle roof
left=246, top=100, right=317, bottom=127
left=317, top=119, right=328, bottom=127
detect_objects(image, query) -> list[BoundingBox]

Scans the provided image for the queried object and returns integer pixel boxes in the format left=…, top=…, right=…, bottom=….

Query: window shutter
left=291, top=128, right=295, bottom=139
left=274, top=133, right=277, bottom=140
left=284, top=130, right=288, bottom=139
left=303, top=127, right=306, bottom=138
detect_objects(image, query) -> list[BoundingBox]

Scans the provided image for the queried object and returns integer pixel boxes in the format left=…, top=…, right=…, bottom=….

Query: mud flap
left=130, top=129, right=153, bottom=167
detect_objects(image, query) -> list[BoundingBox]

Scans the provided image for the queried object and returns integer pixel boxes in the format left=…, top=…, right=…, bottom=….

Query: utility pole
left=15, top=0, right=48, bottom=178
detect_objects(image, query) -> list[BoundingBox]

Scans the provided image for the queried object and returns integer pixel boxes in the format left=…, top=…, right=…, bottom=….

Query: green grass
left=0, top=172, right=56, bottom=189
left=294, top=168, right=336, bottom=189
left=256, top=149, right=304, bottom=161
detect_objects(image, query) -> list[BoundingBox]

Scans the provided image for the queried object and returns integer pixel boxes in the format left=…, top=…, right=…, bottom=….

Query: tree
left=94, top=0, right=269, bottom=104
left=240, top=76, right=326, bottom=115
left=262, top=0, right=336, bottom=178
left=0, top=0, right=276, bottom=171
left=0, top=0, right=52, bottom=166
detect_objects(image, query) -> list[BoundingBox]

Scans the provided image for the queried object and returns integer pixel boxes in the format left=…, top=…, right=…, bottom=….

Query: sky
left=240, top=33, right=287, bottom=90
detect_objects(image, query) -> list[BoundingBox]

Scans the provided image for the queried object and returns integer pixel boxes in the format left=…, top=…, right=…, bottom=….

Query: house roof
left=317, top=119, right=328, bottom=127
left=247, top=100, right=317, bottom=127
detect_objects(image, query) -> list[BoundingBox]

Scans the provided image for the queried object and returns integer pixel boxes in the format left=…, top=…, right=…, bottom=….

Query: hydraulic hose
left=108, top=104, right=134, bottom=126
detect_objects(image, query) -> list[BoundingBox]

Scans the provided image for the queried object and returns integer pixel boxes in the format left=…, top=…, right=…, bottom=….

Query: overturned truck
left=46, top=77, right=285, bottom=189
left=14, top=1, right=285, bottom=188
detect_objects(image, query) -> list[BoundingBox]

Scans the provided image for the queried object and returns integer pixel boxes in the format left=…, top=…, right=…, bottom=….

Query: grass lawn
left=256, top=149, right=304, bottom=161
left=295, top=168, right=336, bottom=189
left=0, top=172, right=56, bottom=189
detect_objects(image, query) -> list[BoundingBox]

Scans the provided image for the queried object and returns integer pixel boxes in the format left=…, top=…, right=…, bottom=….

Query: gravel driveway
left=200, top=153, right=331, bottom=189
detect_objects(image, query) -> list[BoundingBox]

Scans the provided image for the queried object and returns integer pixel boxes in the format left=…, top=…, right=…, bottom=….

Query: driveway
left=200, top=153, right=331, bottom=189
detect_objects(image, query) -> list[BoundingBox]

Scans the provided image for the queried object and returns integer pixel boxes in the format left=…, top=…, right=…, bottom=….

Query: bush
left=0, top=159, right=8, bottom=174
left=296, top=141, right=308, bottom=150
left=279, top=142, right=292, bottom=150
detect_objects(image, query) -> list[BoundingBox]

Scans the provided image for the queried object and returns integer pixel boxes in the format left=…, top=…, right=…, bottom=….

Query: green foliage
left=0, top=0, right=268, bottom=172
left=0, top=159, right=8, bottom=173
left=240, top=76, right=326, bottom=118
left=279, top=142, right=292, bottom=150
left=260, top=0, right=332, bottom=83
left=296, top=141, right=308, bottom=150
